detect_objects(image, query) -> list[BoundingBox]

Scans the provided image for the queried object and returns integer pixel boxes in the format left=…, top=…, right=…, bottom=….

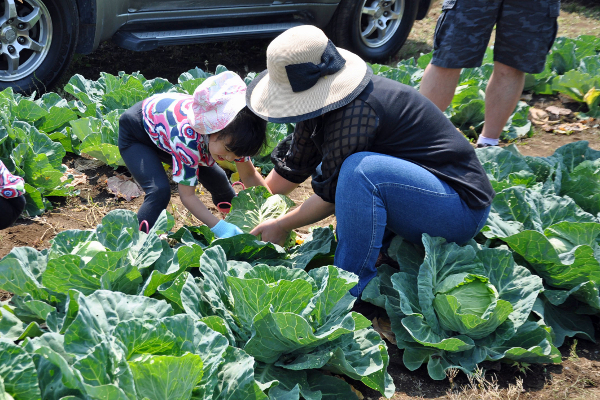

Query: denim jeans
left=333, top=152, right=490, bottom=297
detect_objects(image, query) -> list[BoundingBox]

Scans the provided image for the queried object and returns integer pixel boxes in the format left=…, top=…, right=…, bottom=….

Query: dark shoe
left=376, top=251, right=400, bottom=269
left=476, top=143, right=498, bottom=148
left=351, top=299, right=383, bottom=321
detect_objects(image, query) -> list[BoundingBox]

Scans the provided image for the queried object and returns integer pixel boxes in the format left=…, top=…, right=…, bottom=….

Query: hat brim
left=247, top=48, right=373, bottom=123
left=186, top=71, right=247, bottom=135
left=186, top=94, right=246, bottom=135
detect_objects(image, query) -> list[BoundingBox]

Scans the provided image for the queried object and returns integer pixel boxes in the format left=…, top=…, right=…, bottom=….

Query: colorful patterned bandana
left=0, top=161, right=25, bottom=199
left=187, top=71, right=247, bottom=135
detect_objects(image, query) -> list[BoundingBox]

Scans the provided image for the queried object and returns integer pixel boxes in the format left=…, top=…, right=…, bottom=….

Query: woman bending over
left=248, top=26, right=495, bottom=297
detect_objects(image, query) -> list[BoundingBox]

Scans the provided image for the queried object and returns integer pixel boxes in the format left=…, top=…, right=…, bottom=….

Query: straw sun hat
left=247, top=25, right=373, bottom=123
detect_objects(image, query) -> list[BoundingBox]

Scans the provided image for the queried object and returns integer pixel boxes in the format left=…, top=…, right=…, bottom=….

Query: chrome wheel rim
left=0, top=0, right=52, bottom=82
left=358, top=0, right=405, bottom=49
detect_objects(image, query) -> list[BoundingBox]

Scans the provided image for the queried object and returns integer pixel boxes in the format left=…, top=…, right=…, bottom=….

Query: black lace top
left=271, top=75, right=495, bottom=208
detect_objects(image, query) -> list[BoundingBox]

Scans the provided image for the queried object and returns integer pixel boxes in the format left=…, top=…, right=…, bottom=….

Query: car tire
left=0, top=0, right=79, bottom=95
left=327, top=0, right=419, bottom=63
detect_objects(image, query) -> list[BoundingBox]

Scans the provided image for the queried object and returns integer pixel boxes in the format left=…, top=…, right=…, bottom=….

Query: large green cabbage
left=179, top=246, right=395, bottom=399
left=434, top=274, right=513, bottom=340
left=362, top=234, right=560, bottom=380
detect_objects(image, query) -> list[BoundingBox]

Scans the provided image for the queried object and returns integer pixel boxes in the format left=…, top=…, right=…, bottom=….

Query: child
left=118, top=71, right=268, bottom=238
left=0, top=161, right=26, bottom=230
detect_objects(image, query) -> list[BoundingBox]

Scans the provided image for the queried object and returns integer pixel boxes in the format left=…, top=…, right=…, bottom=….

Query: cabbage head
left=362, top=234, right=560, bottom=380
left=434, top=273, right=512, bottom=340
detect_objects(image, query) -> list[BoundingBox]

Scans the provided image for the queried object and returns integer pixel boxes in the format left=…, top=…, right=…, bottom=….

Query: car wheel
left=327, top=0, right=419, bottom=63
left=0, top=0, right=78, bottom=95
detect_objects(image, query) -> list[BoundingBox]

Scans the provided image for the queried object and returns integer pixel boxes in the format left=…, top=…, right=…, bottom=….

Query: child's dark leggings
left=0, top=195, right=26, bottom=229
left=118, top=101, right=235, bottom=228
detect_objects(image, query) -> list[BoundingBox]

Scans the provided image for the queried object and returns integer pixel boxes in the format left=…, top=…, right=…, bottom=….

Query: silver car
left=0, top=0, right=432, bottom=95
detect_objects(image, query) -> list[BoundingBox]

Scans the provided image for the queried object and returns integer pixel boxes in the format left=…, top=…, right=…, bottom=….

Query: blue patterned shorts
left=431, top=0, right=560, bottom=74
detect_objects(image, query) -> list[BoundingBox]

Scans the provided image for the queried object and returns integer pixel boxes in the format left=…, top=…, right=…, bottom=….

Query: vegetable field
left=2, top=3, right=600, bottom=398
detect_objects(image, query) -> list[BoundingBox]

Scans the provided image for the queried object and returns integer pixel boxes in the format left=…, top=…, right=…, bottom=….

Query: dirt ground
left=2, top=0, right=600, bottom=398
left=2, top=121, right=598, bottom=260
left=2, top=95, right=597, bottom=260
left=1, top=103, right=598, bottom=400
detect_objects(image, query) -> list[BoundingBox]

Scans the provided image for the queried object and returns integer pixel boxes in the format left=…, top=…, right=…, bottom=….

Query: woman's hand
left=250, top=218, right=289, bottom=246
left=251, top=194, right=335, bottom=245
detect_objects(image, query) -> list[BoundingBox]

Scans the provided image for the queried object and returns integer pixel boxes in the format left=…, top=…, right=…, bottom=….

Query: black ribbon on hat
left=285, top=40, right=346, bottom=93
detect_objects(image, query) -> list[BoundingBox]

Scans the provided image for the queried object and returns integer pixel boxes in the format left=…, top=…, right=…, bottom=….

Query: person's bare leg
left=420, top=64, right=462, bottom=112
left=480, top=61, right=526, bottom=141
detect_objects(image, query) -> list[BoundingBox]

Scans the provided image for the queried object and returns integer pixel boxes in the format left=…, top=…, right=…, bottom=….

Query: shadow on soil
left=61, top=38, right=271, bottom=88
left=351, top=318, right=598, bottom=400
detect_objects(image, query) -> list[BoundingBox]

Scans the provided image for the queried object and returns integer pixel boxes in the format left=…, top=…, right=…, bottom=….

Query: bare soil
left=0, top=166, right=330, bottom=259
left=1, top=105, right=597, bottom=400
left=2, top=1, right=600, bottom=399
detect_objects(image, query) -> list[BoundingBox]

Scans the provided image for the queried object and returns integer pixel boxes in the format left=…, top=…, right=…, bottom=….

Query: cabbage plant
left=179, top=246, right=395, bottom=398
left=476, top=141, right=600, bottom=227
left=0, top=209, right=393, bottom=400
left=476, top=144, right=600, bottom=345
left=224, top=186, right=295, bottom=234
left=497, top=221, right=600, bottom=346
left=1, top=291, right=263, bottom=400
left=362, top=234, right=560, bottom=380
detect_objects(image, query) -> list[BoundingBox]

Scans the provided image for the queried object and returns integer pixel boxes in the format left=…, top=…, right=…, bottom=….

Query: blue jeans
left=333, top=152, right=490, bottom=297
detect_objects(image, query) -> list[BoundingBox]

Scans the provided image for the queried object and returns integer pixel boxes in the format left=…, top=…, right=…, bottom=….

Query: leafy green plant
left=552, top=69, right=600, bottom=117
left=477, top=141, right=600, bottom=225
left=549, top=36, right=600, bottom=75
left=4, top=292, right=261, bottom=400
left=362, top=235, right=560, bottom=380
left=180, top=247, right=395, bottom=398
left=526, top=36, right=600, bottom=116
left=65, top=71, right=176, bottom=116
left=476, top=142, right=600, bottom=346
left=505, top=221, right=600, bottom=346
left=524, top=63, right=557, bottom=95
left=0, top=88, right=83, bottom=215
left=69, top=110, right=125, bottom=167
left=225, top=186, right=294, bottom=233
left=0, top=208, right=387, bottom=399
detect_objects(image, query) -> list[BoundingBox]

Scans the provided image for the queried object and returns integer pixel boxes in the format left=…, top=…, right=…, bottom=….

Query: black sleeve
left=311, top=99, right=379, bottom=203
left=271, top=119, right=322, bottom=184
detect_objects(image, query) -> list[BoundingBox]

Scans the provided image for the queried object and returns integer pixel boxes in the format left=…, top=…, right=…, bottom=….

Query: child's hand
left=210, top=220, right=244, bottom=238
left=235, top=160, right=271, bottom=193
